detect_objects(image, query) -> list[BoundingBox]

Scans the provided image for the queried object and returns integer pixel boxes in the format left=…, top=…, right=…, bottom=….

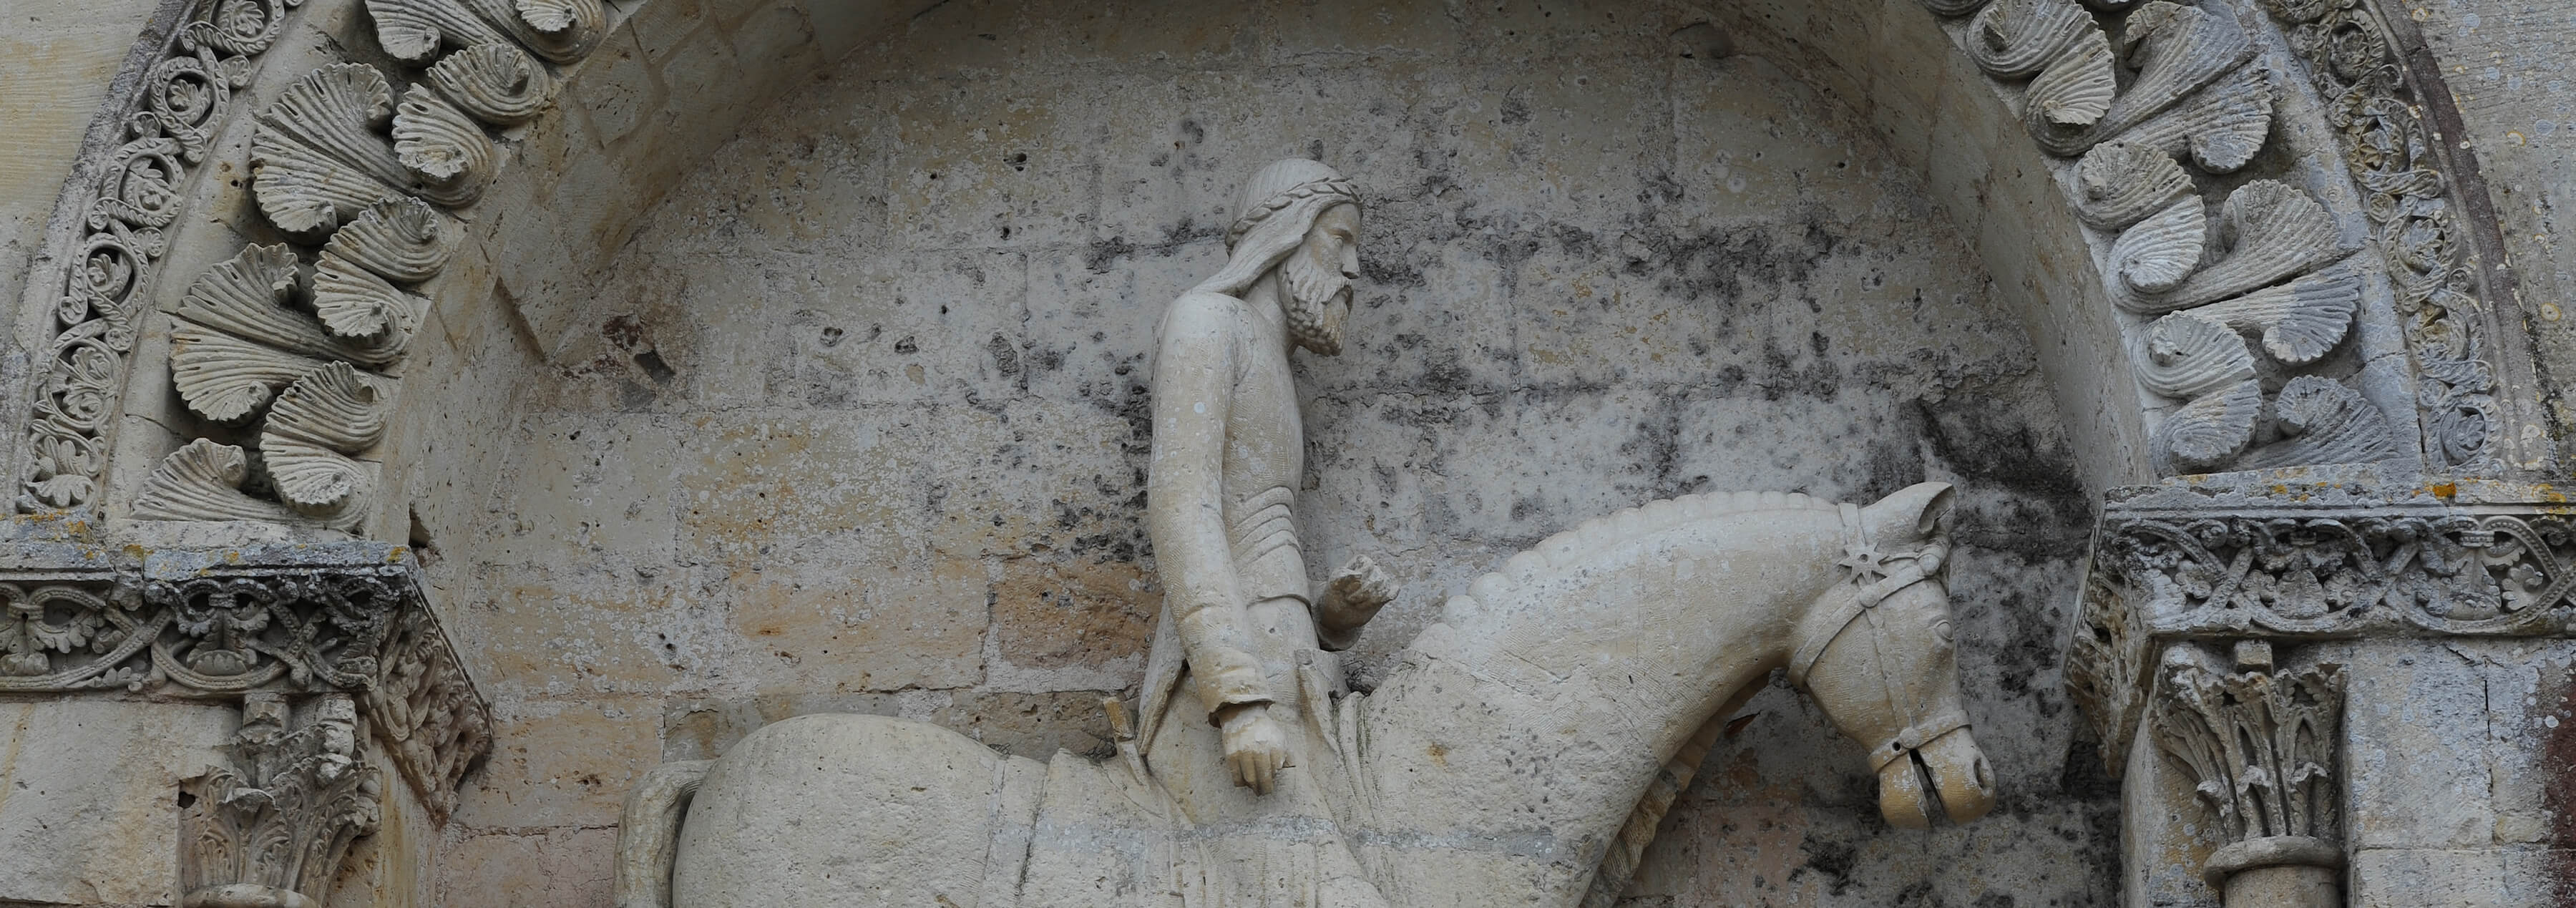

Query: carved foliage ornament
left=2261, top=0, right=2507, bottom=471
left=0, top=564, right=489, bottom=818
left=2152, top=656, right=2341, bottom=844
left=181, top=692, right=382, bottom=908
left=21, top=0, right=308, bottom=513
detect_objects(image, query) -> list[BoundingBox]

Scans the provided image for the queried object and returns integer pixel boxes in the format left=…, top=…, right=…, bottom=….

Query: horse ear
left=1864, top=482, right=1956, bottom=543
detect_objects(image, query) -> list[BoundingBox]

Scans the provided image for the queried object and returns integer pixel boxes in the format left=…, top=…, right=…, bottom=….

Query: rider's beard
left=1280, top=248, right=1350, bottom=356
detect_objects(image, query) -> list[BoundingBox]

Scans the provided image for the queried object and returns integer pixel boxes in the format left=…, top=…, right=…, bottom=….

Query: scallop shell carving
left=262, top=363, right=391, bottom=514
left=2234, top=376, right=2401, bottom=469
left=253, top=64, right=414, bottom=235
left=506, top=0, right=608, bottom=62
left=367, top=0, right=603, bottom=65
left=323, top=197, right=453, bottom=284
left=2031, top=1, right=2256, bottom=157
left=425, top=42, right=552, bottom=125
left=1968, top=0, right=2094, bottom=79
left=314, top=253, right=430, bottom=343
left=2165, top=180, right=2348, bottom=310
left=2074, top=142, right=2194, bottom=230
left=132, top=439, right=307, bottom=524
left=2111, top=199, right=2207, bottom=300
left=2138, top=312, right=2255, bottom=399
left=2155, top=379, right=2263, bottom=474
left=2026, top=30, right=2115, bottom=127
left=168, top=326, right=333, bottom=424
left=167, top=245, right=407, bottom=368
left=2188, top=265, right=2361, bottom=365
left=392, top=86, right=492, bottom=206
left=2110, top=65, right=2276, bottom=173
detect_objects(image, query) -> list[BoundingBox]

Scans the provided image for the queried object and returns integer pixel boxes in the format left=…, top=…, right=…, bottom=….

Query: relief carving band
left=613, top=162, right=1998, bottom=907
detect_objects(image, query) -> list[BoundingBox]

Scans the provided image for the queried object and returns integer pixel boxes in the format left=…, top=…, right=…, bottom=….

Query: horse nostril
left=1973, top=753, right=1994, bottom=792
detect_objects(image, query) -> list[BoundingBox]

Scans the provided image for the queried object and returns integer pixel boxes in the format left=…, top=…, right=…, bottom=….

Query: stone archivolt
left=19, top=0, right=311, bottom=514
left=122, top=0, right=597, bottom=532
left=1915, top=0, right=2452, bottom=478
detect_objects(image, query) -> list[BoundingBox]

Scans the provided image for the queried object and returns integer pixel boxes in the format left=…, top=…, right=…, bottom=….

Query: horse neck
left=1356, top=500, right=1847, bottom=906
left=1430, top=502, right=1845, bottom=728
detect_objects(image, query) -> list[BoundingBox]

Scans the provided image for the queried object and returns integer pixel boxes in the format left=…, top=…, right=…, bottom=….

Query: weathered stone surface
left=0, top=699, right=232, bottom=906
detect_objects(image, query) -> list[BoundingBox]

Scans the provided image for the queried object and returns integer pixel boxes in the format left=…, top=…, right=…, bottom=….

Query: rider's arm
left=1145, top=297, right=1270, bottom=721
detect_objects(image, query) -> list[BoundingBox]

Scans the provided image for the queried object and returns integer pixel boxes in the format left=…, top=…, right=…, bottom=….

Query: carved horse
left=614, top=482, right=1994, bottom=907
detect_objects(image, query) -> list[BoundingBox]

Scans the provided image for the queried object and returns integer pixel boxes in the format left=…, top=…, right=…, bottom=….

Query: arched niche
left=0, top=0, right=2554, bottom=903
left=21, top=0, right=2540, bottom=547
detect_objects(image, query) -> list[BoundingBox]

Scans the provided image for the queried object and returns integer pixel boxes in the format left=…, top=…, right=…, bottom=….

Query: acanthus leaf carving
left=2074, top=142, right=2195, bottom=230
left=1967, top=0, right=2098, bottom=79
left=391, top=84, right=494, bottom=205
left=252, top=63, right=414, bottom=235
left=423, top=42, right=552, bottom=126
left=135, top=438, right=313, bottom=525
left=2119, top=180, right=2351, bottom=314
left=2139, top=312, right=2255, bottom=399
left=2025, top=28, right=2117, bottom=127
left=180, top=691, right=382, bottom=907
left=168, top=325, right=336, bottom=426
left=260, top=363, right=393, bottom=517
left=2111, top=197, right=2207, bottom=297
left=2151, top=654, right=2341, bottom=845
left=314, top=252, right=431, bottom=345
left=366, top=605, right=492, bottom=820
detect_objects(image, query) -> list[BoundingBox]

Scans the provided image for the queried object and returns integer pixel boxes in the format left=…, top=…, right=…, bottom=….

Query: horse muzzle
left=1875, top=728, right=1996, bottom=829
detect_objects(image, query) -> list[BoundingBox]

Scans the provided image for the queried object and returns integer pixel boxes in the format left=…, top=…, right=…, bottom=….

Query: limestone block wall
left=401, top=1, right=2116, bottom=902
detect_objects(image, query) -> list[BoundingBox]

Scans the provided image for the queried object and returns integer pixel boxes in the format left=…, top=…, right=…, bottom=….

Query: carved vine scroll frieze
left=180, top=691, right=383, bottom=907
left=19, top=0, right=308, bottom=514
left=2067, top=482, right=2575, bottom=774
left=2260, top=0, right=2523, bottom=473
left=0, top=546, right=490, bottom=816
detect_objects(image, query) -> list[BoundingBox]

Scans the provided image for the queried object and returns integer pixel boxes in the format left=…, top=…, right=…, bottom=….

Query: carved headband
left=1225, top=177, right=1362, bottom=247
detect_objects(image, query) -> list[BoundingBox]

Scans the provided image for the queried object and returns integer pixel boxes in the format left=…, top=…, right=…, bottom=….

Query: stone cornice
left=2068, top=476, right=2573, bottom=774
left=0, top=536, right=490, bottom=820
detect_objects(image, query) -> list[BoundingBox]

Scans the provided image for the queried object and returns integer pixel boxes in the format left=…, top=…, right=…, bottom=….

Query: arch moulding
left=0, top=0, right=2566, bottom=904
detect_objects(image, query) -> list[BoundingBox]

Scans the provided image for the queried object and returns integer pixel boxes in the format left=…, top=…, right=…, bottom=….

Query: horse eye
left=1933, top=620, right=1954, bottom=642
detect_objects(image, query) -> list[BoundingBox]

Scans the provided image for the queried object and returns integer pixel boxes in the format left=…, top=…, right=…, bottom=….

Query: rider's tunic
left=1129, top=291, right=1387, bottom=908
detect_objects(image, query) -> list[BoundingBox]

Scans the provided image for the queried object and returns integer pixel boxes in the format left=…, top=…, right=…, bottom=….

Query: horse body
left=616, top=484, right=1992, bottom=908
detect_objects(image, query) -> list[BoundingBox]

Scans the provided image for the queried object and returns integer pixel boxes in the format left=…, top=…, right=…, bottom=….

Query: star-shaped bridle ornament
left=1838, top=542, right=1893, bottom=585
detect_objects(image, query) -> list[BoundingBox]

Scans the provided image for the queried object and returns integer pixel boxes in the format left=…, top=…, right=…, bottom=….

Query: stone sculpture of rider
left=1139, top=158, right=1400, bottom=907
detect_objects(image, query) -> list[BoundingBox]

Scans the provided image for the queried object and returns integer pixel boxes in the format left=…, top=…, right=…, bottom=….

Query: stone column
left=0, top=537, right=489, bottom=905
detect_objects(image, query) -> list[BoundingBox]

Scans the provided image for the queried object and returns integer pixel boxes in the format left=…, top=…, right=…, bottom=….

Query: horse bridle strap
left=1787, top=505, right=1966, bottom=766
left=1785, top=504, right=1944, bottom=689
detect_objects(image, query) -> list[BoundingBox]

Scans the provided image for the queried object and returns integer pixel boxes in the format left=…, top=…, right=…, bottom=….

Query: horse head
left=1787, top=482, right=1996, bottom=829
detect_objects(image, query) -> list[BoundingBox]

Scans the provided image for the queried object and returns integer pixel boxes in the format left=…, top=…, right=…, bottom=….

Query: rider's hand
left=1217, top=703, right=1292, bottom=794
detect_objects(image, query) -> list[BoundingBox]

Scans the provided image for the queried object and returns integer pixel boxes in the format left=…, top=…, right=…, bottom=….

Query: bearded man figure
left=1138, top=158, right=1400, bottom=908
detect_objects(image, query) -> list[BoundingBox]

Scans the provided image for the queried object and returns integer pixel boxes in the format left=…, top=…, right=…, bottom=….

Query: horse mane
left=1446, top=489, right=1840, bottom=615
